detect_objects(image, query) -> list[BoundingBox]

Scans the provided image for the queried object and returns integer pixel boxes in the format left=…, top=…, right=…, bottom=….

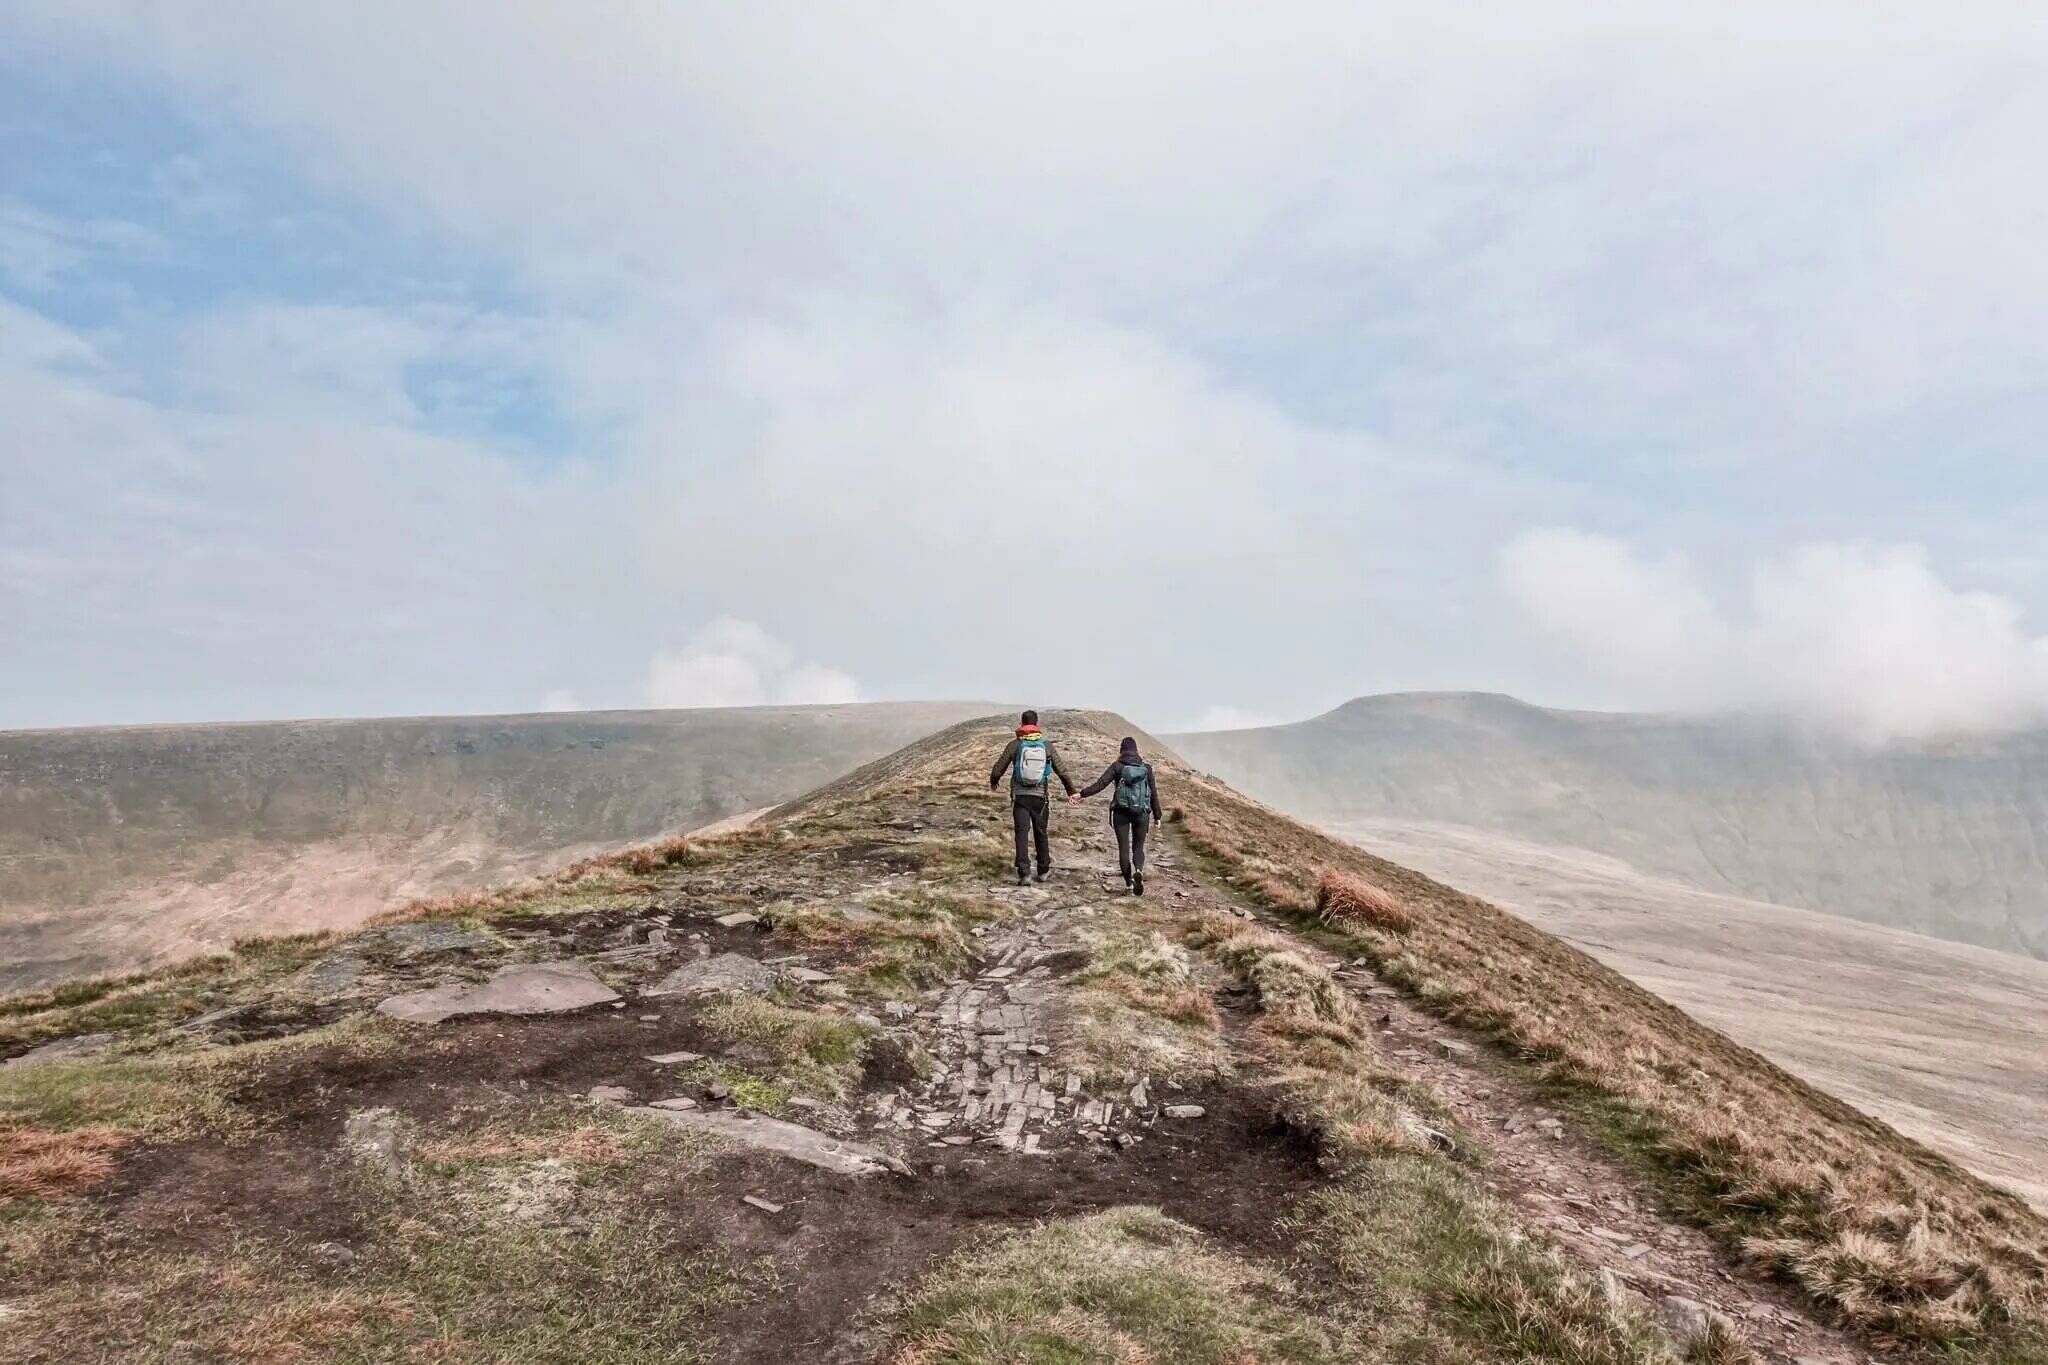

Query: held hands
left=1066, top=794, right=1082, bottom=806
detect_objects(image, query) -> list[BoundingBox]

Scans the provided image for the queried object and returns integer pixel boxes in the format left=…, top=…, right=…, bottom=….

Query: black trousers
left=1112, top=808, right=1151, bottom=878
left=1012, top=795, right=1051, bottom=875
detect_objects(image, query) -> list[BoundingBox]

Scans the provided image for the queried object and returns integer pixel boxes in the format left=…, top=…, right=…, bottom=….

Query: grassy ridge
left=1171, top=763, right=2048, bottom=1357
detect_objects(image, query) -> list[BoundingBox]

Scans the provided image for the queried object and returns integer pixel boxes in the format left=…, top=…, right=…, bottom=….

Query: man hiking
left=989, top=710, right=1078, bottom=885
left=1071, top=735, right=1164, bottom=895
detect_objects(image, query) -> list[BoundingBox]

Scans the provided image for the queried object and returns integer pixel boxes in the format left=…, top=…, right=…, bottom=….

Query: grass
left=1317, top=868, right=1415, bottom=933
left=0, top=1101, right=755, bottom=1365
left=1060, top=926, right=1231, bottom=1086
left=888, top=1206, right=1345, bottom=1364
left=0, top=1013, right=398, bottom=1139
left=1170, top=759, right=2048, bottom=1351
left=1182, top=909, right=1428, bottom=1163
left=696, top=993, right=878, bottom=1100
left=1294, top=1153, right=1684, bottom=1365
left=0, top=1123, right=127, bottom=1200
left=770, top=887, right=1002, bottom=996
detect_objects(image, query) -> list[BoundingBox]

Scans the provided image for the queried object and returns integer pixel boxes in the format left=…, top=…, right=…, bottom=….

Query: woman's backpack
left=1113, top=762, right=1153, bottom=815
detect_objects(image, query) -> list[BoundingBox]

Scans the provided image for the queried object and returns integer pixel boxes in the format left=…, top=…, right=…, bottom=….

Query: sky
left=4, top=3, right=2047, bottom=740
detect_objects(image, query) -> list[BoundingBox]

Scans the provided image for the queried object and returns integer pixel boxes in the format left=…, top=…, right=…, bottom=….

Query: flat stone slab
left=378, top=961, right=619, bottom=1024
left=4, top=1032, right=115, bottom=1068
left=629, top=1106, right=906, bottom=1176
left=645, top=952, right=773, bottom=1000
left=374, top=921, right=495, bottom=958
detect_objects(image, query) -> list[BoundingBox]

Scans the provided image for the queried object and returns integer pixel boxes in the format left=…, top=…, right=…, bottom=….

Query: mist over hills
left=0, top=701, right=994, bottom=991
left=1170, top=691, right=2048, bottom=959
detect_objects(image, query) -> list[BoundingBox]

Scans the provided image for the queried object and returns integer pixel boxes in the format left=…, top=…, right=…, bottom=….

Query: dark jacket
left=990, top=734, right=1077, bottom=798
left=1080, top=759, right=1163, bottom=821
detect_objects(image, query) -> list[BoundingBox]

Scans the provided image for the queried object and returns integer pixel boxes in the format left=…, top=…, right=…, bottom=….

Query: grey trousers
left=1113, top=809, right=1151, bottom=878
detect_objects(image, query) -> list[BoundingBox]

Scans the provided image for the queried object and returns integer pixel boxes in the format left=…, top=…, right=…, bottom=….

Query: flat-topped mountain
left=0, top=701, right=995, bottom=991
left=1170, top=691, right=2048, bottom=958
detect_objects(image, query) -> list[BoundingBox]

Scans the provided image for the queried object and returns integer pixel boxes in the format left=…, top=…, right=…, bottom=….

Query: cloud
left=4, top=6, right=2048, bottom=730
left=1501, top=529, right=2048, bottom=740
left=538, top=689, right=582, bottom=713
left=1182, top=706, right=1282, bottom=733
left=643, top=620, right=861, bottom=711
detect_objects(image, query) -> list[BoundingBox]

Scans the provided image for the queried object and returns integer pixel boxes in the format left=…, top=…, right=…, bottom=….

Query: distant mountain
left=1170, top=692, right=2048, bottom=958
left=0, top=701, right=998, bottom=990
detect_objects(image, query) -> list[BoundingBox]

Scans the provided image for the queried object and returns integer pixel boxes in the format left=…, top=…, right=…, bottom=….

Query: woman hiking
left=1071, top=736, right=1164, bottom=895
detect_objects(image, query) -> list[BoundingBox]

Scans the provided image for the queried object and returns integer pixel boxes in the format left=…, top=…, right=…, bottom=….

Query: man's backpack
left=1113, top=762, right=1153, bottom=815
left=1014, top=735, right=1051, bottom=788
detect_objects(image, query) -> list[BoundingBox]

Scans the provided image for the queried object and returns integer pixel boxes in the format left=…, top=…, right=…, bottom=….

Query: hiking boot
left=1132, top=871, right=1145, bottom=896
left=1033, top=868, right=1050, bottom=883
left=1121, top=868, right=1132, bottom=886
left=1016, top=870, right=1029, bottom=886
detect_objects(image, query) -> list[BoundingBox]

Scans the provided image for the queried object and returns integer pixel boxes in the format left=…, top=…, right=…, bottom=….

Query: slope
left=2, top=711, right=2042, bottom=1364
left=1326, top=814, right=2048, bottom=1210
left=0, top=700, right=996, bottom=992
left=1168, top=691, right=2048, bottom=957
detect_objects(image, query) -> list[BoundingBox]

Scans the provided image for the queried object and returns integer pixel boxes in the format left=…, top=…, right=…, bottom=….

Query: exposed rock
left=651, top=1096, right=699, bottom=1110
left=1433, top=1037, right=1477, bottom=1061
left=713, top=912, right=760, bottom=928
left=378, top=961, right=620, bottom=1023
left=742, top=1194, right=785, bottom=1214
left=177, top=1003, right=255, bottom=1033
left=292, top=954, right=367, bottom=999
left=1163, top=1104, right=1206, bottom=1119
left=645, top=1050, right=703, bottom=1065
left=587, top=1084, right=633, bottom=1103
left=1654, top=1295, right=1730, bottom=1339
left=376, top=921, right=494, bottom=959
left=633, top=1107, right=909, bottom=1176
left=645, top=952, right=772, bottom=1000
left=786, top=967, right=834, bottom=984
left=5, top=1032, right=114, bottom=1068
left=341, top=1107, right=407, bottom=1176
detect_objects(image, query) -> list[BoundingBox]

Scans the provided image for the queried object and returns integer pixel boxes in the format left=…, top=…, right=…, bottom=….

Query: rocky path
left=781, top=801, right=1880, bottom=1363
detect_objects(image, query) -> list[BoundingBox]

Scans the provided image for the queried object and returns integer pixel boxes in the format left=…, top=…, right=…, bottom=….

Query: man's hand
left=1066, top=793, right=1081, bottom=806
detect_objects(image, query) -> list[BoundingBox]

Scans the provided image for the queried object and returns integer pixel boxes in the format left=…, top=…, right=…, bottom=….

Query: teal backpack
left=1113, top=762, right=1153, bottom=815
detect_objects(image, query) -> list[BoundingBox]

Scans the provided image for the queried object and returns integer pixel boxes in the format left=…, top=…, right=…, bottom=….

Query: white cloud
left=1183, top=706, right=1282, bottom=733
left=1502, top=529, right=2048, bottom=740
left=4, top=6, right=2048, bottom=730
left=643, top=620, right=861, bottom=711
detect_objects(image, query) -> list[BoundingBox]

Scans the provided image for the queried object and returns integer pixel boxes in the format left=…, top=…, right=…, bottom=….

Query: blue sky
left=4, top=3, right=2046, bottom=738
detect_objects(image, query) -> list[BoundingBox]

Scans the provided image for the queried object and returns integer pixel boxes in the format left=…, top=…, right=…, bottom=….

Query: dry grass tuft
left=0, top=1122, right=127, bottom=1198
left=1316, top=868, right=1413, bottom=933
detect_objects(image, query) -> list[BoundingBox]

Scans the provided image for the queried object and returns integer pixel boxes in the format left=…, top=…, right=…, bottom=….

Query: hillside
left=4, top=711, right=2043, bottom=1363
left=1331, top=816, right=2048, bottom=1209
left=0, top=701, right=995, bottom=993
left=1169, top=691, right=2048, bottom=958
